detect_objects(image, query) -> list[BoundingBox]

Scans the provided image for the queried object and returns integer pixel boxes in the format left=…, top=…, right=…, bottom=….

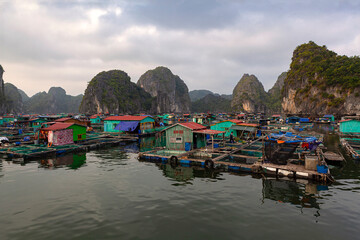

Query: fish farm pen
left=139, top=134, right=334, bottom=183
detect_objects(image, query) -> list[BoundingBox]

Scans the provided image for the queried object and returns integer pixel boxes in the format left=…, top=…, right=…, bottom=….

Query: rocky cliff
left=80, top=70, right=153, bottom=114
left=24, top=87, right=83, bottom=114
left=267, top=72, right=287, bottom=113
left=137, top=66, right=190, bottom=113
left=191, top=94, right=232, bottom=113
left=282, top=41, right=360, bottom=116
left=231, top=74, right=268, bottom=113
left=4, top=83, right=23, bottom=113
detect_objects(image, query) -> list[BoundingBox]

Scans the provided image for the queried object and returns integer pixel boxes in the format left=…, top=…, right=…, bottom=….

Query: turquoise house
left=90, top=115, right=101, bottom=124
left=104, top=115, right=155, bottom=133
left=210, top=119, right=242, bottom=137
left=340, top=119, right=360, bottom=134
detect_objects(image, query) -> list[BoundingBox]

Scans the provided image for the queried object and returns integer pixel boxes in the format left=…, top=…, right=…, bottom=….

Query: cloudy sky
left=1, top=0, right=360, bottom=97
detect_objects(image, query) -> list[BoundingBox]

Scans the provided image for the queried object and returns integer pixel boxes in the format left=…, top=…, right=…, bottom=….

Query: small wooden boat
left=323, top=151, right=345, bottom=165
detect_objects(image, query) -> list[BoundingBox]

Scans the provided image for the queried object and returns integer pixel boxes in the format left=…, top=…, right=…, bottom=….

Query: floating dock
left=138, top=138, right=334, bottom=183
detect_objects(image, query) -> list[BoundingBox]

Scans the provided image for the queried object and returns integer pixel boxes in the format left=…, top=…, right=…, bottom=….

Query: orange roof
left=229, top=119, right=243, bottom=124
left=179, top=122, right=206, bottom=130
left=104, top=115, right=149, bottom=121
left=194, top=129, right=225, bottom=135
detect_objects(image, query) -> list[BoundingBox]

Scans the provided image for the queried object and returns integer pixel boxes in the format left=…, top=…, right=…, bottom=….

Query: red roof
left=229, top=119, right=243, bottom=124
left=55, top=117, right=72, bottom=122
left=90, top=115, right=100, bottom=119
left=179, top=122, right=206, bottom=130
left=41, top=123, right=75, bottom=131
left=104, top=115, right=149, bottom=121
left=194, top=129, right=225, bottom=135
left=272, top=115, right=281, bottom=117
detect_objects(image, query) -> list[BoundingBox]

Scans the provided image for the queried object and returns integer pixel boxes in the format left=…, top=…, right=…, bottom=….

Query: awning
left=193, top=129, right=225, bottom=135
left=230, top=125, right=256, bottom=132
left=115, top=121, right=139, bottom=131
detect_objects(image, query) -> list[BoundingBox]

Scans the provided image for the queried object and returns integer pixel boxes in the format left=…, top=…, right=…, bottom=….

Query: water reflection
left=156, top=163, right=221, bottom=184
left=39, top=153, right=86, bottom=170
left=262, top=178, right=327, bottom=209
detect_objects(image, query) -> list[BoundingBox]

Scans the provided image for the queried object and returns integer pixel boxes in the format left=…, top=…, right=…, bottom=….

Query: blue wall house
left=104, top=115, right=155, bottom=134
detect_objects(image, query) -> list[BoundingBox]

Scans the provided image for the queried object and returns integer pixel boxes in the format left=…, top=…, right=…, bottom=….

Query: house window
left=78, top=134, right=82, bottom=140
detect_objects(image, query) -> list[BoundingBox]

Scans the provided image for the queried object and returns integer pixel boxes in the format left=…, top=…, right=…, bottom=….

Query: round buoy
left=169, top=156, right=178, bottom=166
left=204, top=159, right=214, bottom=169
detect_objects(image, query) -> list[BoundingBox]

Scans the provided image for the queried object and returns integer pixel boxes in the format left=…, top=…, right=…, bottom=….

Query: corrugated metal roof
left=179, top=122, right=206, bottom=130
left=42, top=123, right=75, bottom=131
left=193, top=129, right=225, bottom=135
left=104, top=115, right=150, bottom=121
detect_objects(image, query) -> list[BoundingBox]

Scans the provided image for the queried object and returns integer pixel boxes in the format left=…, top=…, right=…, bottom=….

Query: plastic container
left=317, top=165, right=328, bottom=174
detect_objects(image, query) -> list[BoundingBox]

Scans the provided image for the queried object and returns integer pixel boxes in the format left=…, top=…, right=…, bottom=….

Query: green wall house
left=3, top=116, right=15, bottom=123
left=340, top=119, right=360, bottom=134
left=104, top=115, right=155, bottom=133
left=90, top=115, right=101, bottom=124
left=164, top=122, right=207, bottom=151
left=67, top=124, right=87, bottom=141
left=164, top=122, right=224, bottom=151
left=210, top=119, right=242, bottom=137
left=30, top=118, right=48, bottom=129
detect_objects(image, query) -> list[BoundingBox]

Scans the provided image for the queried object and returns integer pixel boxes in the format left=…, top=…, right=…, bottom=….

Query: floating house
left=104, top=115, right=155, bottom=134
left=164, top=122, right=224, bottom=151
left=55, top=117, right=90, bottom=127
left=340, top=119, right=360, bottom=134
left=40, top=122, right=87, bottom=145
left=90, top=115, right=101, bottom=124
left=286, top=116, right=301, bottom=124
left=323, top=115, right=335, bottom=123
left=210, top=119, right=242, bottom=137
left=230, top=123, right=259, bottom=140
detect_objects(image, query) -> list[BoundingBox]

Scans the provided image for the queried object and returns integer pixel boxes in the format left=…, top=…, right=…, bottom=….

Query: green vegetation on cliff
left=289, top=41, right=360, bottom=90
left=80, top=70, right=153, bottom=114
left=283, top=41, right=360, bottom=114
left=191, top=94, right=232, bottom=113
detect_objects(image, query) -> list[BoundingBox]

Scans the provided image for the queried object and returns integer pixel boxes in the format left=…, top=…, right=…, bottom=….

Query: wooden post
left=223, top=133, right=225, bottom=147
left=212, top=135, right=214, bottom=151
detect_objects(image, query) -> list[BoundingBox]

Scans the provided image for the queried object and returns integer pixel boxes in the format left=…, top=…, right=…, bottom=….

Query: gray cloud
left=0, top=0, right=360, bottom=97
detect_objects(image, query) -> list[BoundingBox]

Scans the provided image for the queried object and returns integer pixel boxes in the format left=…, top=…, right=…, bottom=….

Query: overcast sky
left=1, top=0, right=360, bottom=97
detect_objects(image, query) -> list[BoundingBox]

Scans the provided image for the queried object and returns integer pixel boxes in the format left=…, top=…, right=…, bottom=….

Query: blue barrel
left=185, top=142, right=191, bottom=151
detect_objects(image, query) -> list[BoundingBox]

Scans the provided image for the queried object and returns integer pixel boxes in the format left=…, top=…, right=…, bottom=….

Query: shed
left=41, top=123, right=74, bottom=146
left=41, top=122, right=86, bottom=143
left=104, top=115, right=155, bottom=134
left=340, top=119, right=360, bottom=134
left=164, top=122, right=224, bottom=151
left=230, top=123, right=259, bottom=140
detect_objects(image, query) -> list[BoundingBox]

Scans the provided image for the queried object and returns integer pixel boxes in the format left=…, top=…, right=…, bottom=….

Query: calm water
left=1, top=140, right=360, bottom=239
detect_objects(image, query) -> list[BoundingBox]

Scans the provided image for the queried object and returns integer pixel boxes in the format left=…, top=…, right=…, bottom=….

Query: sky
left=1, top=0, right=360, bottom=97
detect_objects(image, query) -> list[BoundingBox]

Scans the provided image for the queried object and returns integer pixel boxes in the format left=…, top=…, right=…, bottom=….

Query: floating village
left=0, top=112, right=359, bottom=184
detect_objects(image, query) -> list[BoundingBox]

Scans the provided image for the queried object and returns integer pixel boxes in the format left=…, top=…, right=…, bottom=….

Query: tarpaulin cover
left=268, top=132, right=319, bottom=144
left=115, top=121, right=139, bottom=132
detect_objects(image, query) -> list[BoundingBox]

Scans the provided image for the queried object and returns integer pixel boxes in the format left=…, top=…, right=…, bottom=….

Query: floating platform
left=340, top=138, right=360, bottom=160
left=0, top=137, right=137, bottom=160
left=138, top=138, right=334, bottom=183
